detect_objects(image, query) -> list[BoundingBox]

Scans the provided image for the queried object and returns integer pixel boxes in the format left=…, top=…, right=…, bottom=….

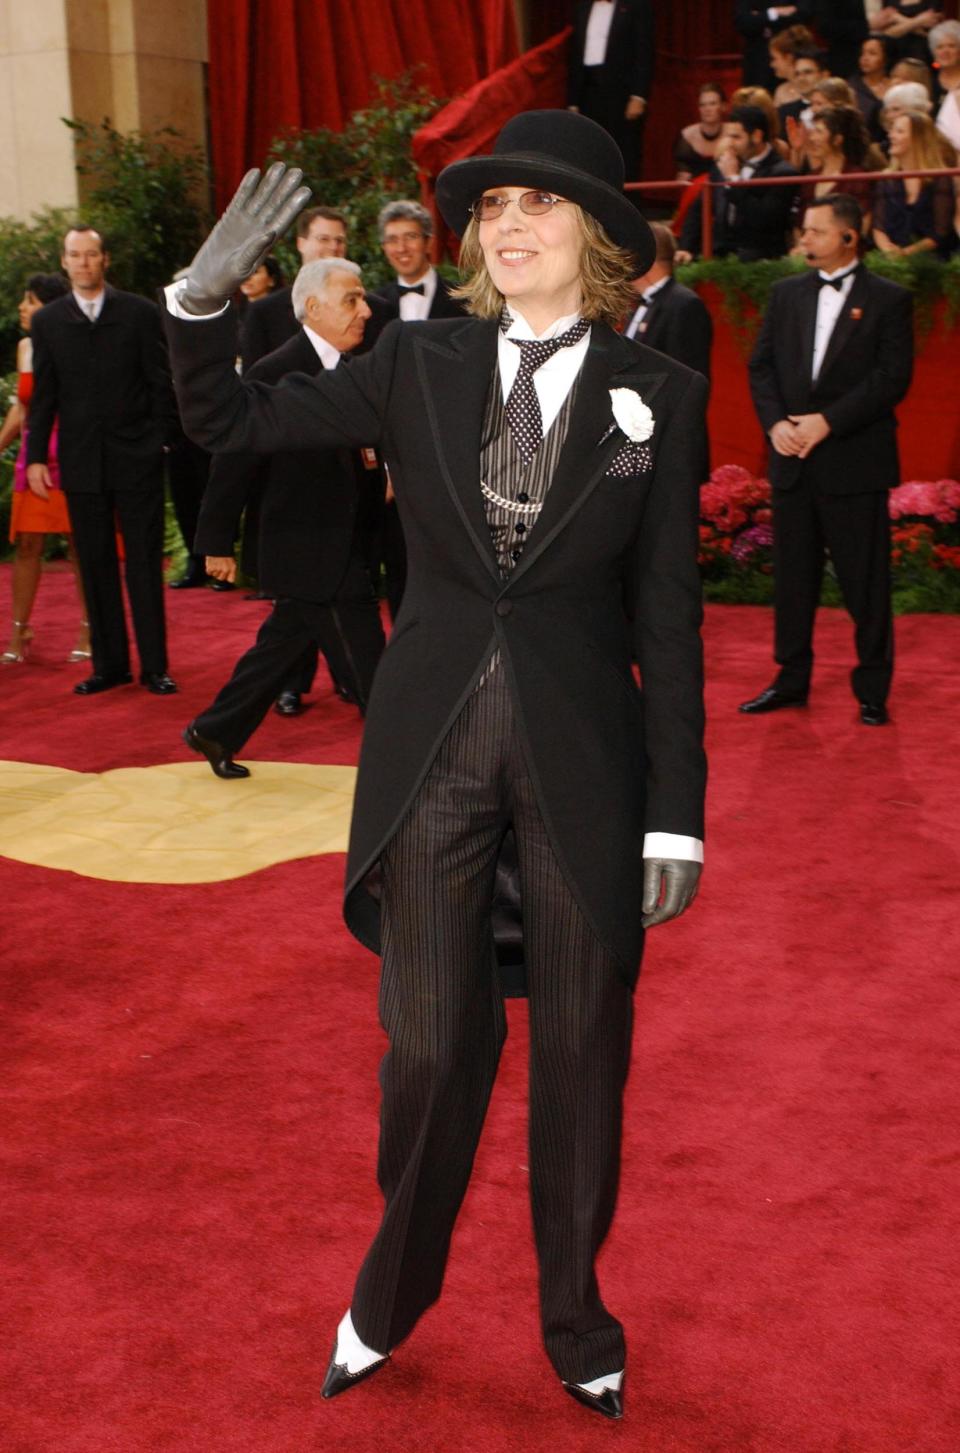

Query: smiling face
left=382, top=219, right=431, bottom=285
left=807, top=118, right=833, bottom=158
left=477, top=186, right=583, bottom=329
left=887, top=113, right=914, bottom=162
left=934, top=35, right=960, bottom=70
left=794, top=57, right=824, bottom=98
left=240, top=264, right=275, bottom=301
left=297, top=215, right=347, bottom=262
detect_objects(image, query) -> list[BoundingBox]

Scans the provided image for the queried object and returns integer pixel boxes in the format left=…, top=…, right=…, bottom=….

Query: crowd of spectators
left=673, top=16, right=960, bottom=262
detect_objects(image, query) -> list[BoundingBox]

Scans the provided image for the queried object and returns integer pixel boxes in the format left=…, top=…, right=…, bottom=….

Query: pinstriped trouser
left=350, top=664, right=635, bottom=1384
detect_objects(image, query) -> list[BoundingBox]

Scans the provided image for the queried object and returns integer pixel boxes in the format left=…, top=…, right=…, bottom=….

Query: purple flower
left=731, top=523, right=774, bottom=563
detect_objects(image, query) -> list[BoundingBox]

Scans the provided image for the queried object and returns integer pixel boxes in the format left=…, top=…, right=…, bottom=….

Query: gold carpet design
left=0, top=759, right=356, bottom=883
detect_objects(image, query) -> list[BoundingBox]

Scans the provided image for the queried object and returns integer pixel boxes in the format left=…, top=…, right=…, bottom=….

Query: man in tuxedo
left=567, top=0, right=654, bottom=182
left=679, top=105, right=799, bottom=260
left=625, top=223, right=713, bottom=382
left=184, top=257, right=386, bottom=778
left=744, top=194, right=913, bottom=725
left=26, top=225, right=177, bottom=695
left=777, top=47, right=830, bottom=135
left=735, top=2, right=815, bottom=89
left=240, top=206, right=347, bottom=370
left=371, top=200, right=467, bottom=322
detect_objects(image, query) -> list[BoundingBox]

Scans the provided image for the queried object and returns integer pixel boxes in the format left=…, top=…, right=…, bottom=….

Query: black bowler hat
left=435, top=109, right=655, bottom=271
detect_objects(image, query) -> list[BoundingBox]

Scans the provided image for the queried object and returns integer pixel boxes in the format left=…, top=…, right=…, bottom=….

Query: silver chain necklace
left=479, top=480, right=543, bottom=515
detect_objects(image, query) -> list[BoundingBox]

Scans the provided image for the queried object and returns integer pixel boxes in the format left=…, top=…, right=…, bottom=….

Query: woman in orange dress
left=1, top=274, right=89, bottom=664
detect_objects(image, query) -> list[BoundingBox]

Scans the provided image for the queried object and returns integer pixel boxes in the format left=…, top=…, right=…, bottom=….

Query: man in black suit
left=735, top=1, right=815, bottom=90
left=625, top=223, right=713, bottom=382
left=744, top=195, right=914, bottom=726
left=183, top=258, right=386, bottom=777
left=568, top=0, right=654, bottom=181
left=370, top=200, right=468, bottom=322
left=679, top=105, right=799, bottom=260
left=26, top=224, right=177, bottom=695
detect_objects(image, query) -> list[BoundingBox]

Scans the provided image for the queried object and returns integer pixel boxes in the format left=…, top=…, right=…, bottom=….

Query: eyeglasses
left=470, top=191, right=569, bottom=223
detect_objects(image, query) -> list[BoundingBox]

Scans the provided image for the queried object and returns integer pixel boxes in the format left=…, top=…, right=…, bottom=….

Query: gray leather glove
left=180, top=163, right=312, bottom=316
left=641, top=857, right=702, bottom=928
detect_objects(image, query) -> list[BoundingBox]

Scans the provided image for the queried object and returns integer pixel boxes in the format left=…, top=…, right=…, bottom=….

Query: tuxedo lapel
left=815, top=266, right=869, bottom=386
left=510, top=326, right=668, bottom=584
left=413, top=318, right=501, bottom=580
left=796, top=273, right=820, bottom=407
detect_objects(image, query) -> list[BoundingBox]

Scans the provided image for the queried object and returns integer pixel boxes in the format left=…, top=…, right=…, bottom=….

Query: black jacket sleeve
left=748, top=284, right=789, bottom=434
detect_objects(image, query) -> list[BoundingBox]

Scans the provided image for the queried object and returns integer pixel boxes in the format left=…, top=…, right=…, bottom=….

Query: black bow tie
left=819, top=274, right=847, bottom=291
left=399, top=282, right=425, bottom=295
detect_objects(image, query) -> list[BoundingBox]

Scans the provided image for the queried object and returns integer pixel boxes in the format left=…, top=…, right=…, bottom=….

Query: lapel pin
left=850, top=307, right=863, bottom=320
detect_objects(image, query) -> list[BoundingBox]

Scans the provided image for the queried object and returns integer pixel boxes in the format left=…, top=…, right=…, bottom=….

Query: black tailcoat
left=748, top=266, right=914, bottom=495
left=194, top=327, right=379, bottom=601
left=166, top=309, right=708, bottom=983
left=629, top=278, right=713, bottom=382
left=27, top=286, right=174, bottom=490
left=369, top=274, right=467, bottom=321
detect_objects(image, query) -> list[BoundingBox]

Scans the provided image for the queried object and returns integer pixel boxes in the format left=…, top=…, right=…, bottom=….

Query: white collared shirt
left=625, top=274, right=670, bottom=340
left=74, top=289, right=105, bottom=321
left=497, top=305, right=592, bottom=434
left=163, top=284, right=703, bottom=865
left=302, top=323, right=341, bottom=370
left=584, top=0, right=616, bottom=66
left=812, top=261, right=858, bottom=380
left=397, top=266, right=438, bottom=322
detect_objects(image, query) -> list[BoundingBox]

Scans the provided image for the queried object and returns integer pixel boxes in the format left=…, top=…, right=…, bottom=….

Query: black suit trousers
left=67, top=482, right=167, bottom=677
left=772, top=480, right=893, bottom=702
left=195, top=556, right=384, bottom=750
left=350, top=664, right=634, bottom=1383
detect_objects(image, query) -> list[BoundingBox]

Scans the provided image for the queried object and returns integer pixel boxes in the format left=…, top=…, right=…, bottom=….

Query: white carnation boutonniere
left=609, top=387, right=655, bottom=443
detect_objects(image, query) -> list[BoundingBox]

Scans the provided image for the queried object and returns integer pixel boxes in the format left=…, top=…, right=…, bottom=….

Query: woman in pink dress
left=1, top=273, right=89, bottom=664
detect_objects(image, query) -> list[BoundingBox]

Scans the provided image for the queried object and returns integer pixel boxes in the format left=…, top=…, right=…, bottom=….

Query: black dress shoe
left=169, top=561, right=207, bottom=589
left=73, top=672, right=133, bottom=696
left=334, top=682, right=362, bottom=707
left=209, top=578, right=236, bottom=592
left=141, top=672, right=178, bottom=695
left=562, top=1378, right=625, bottom=1420
left=859, top=701, right=888, bottom=726
left=183, top=722, right=250, bottom=779
left=243, top=590, right=274, bottom=601
left=274, top=690, right=302, bottom=716
left=320, top=1347, right=389, bottom=1400
left=739, top=686, right=808, bottom=715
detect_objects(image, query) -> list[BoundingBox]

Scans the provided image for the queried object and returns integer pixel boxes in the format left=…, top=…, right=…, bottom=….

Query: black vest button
left=517, top=492, right=530, bottom=503
left=495, top=600, right=512, bottom=617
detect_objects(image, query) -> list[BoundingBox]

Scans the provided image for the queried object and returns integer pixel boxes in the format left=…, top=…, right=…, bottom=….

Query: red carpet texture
left=1, top=565, right=959, bottom=1453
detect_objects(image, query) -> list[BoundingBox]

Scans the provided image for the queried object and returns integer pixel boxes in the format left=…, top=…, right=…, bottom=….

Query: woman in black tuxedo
left=163, top=112, right=708, bottom=1420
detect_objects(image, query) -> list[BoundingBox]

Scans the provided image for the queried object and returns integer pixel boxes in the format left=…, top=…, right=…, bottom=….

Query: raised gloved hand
left=180, top=164, right=312, bottom=316
left=641, top=857, right=702, bottom=928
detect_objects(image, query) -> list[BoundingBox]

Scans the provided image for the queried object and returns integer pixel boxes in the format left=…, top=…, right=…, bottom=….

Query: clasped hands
left=769, top=413, right=831, bottom=459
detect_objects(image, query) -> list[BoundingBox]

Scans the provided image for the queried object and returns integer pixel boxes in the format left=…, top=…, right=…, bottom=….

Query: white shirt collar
left=302, top=324, right=341, bottom=370
left=74, top=289, right=106, bottom=318
left=817, top=260, right=859, bottom=283
left=502, top=305, right=583, bottom=341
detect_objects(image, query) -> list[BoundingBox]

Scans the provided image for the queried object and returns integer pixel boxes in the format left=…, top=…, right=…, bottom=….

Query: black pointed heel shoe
left=320, top=1345, right=389, bottom=1400
left=562, top=1376, right=625, bottom=1420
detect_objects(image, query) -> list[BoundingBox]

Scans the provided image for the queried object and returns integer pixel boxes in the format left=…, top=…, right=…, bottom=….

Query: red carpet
left=2, top=565, right=958, bottom=1452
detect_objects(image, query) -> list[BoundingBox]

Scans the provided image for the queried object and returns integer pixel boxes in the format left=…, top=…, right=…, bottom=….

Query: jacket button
left=495, top=600, right=512, bottom=617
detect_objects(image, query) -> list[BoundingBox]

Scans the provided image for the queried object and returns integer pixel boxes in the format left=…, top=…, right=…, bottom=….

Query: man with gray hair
left=183, top=257, right=386, bottom=776
left=371, top=199, right=466, bottom=322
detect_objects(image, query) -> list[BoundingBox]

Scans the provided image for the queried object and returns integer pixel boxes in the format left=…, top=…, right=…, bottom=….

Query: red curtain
left=206, top=0, right=519, bottom=208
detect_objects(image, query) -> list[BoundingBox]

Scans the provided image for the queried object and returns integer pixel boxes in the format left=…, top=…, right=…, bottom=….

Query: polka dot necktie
left=504, top=317, right=590, bottom=466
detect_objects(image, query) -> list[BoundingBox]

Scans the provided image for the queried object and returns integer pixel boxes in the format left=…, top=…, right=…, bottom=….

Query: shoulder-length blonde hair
left=889, top=109, right=949, bottom=173
left=451, top=205, right=638, bottom=328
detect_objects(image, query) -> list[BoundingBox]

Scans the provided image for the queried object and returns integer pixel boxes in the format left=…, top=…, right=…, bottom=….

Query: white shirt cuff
left=643, top=832, right=704, bottom=864
left=163, top=278, right=230, bottom=320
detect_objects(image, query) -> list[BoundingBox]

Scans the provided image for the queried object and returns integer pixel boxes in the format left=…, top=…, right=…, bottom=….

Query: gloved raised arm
left=180, top=164, right=312, bottom=317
